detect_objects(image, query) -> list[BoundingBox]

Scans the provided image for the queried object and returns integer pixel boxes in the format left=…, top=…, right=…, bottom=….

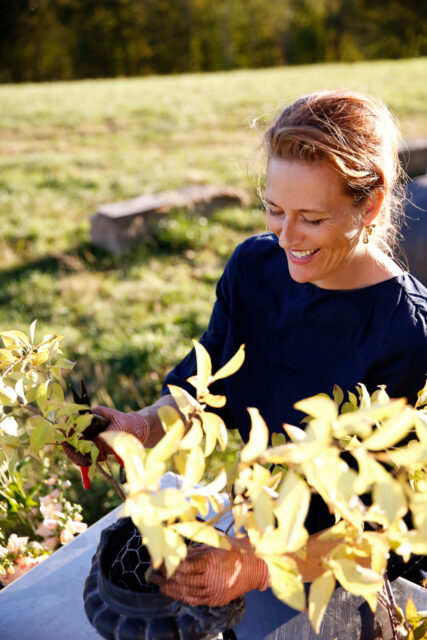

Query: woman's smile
left=288, top=248, right=320, bottom=262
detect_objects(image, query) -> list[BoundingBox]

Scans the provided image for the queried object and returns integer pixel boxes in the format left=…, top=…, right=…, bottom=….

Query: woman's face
left=265, top=157, right=369, bottom=290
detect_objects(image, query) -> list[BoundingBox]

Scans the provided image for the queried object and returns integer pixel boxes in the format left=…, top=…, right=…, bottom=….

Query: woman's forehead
left=265, top=157, right=352, bottom=209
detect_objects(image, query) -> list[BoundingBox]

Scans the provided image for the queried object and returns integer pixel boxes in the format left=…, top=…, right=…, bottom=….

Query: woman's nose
left=278, top=218, right=301, bottom=249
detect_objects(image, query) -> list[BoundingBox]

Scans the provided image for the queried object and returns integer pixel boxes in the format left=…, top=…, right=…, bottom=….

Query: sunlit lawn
left=1, top=58, right=426, bottom=520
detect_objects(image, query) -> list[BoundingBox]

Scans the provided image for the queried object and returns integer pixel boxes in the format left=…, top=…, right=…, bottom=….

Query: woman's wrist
left=254, top=555, right=270, bottom=591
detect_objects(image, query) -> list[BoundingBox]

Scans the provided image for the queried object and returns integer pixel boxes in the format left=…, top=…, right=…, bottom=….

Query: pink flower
left=42, top=536, right=58, bottom=551
left=39, top=495, right=53, bottom=507
left=59, top=527, right=74, bottom=545
left=0, top=556, right=46, bottom=587
left=45, top=476, right=58, bottom=486
left=40, top=501, right=62, bottom=518
left=7, top=534, right=29, bottom=554
left=70, top=521, right=87, bottom=535
left=36, top=518, right=59, bottom=537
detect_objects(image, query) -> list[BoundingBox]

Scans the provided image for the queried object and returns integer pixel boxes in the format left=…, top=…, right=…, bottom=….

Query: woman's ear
left=363, top=189, right=384, bottom=226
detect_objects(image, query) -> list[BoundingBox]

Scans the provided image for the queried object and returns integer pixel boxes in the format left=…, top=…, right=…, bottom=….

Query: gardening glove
left=62, top=406, right=150, bottom=489
left=149, top=539, right=270, bottom=607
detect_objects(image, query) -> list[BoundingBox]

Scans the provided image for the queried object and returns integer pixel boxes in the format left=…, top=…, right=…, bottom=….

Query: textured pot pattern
left=83, top=517, right=245, bottom=640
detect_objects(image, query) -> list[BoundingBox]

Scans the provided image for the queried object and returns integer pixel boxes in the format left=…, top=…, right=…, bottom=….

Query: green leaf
left=264, top=555, right=306, bottom=611
left=91, top=446, right=99, bottom=464
left=192, top=340, right=212, bottom=396
left=416, top=378, right=427, bottom=408
left=253, top=490, right=275, bottom=533
left=179, top=420, right=203, bottom=450
left=333, top=385, right=344, bottom=406
left=29, top=320, right=37, bottom=344
left=274, top=471, right=310, bottom=551
left=167, top=385, right=200, bottom=419
left=74, top=414, right=93, bottom=433
left=170, top=522, right=231, bottom=549
left=327, top=557, right=383, bottom=596
left=271, top=432, right=286, bottom=447
left=363, top=408, right=414, bottom=451
left=200, top=411, right=227, bottom=452
left=50, top=382, right=64, bottom=403
left=0, top=380, right=17, bottom=404
left=283, top=424, right=307, bottom=443
left=370, top=386, right=390, bottom=405
left=36, top=380, right=50, bottom=407
left=210, top=344, right=245, bottom=383
left=357, top=383, right=371, bottom=409
left=29, top=416, right=50, bottom=451
left=309, top=572, right=336, bottom=633
left=78, top=439, right=92, bottom=455
left=241, top=408, right=269, bottom=463
left=384, top=441, right=427, bottom=467
left=353, top=448, right=390, bottom=494
left=102, top=431, right=146, bottom=490
left=182, top=446, right=205, bottom=490
left=348, top=391, right=358, bottom=407
left=190, top=467, right=227, bottom=497
left=0, top=330, right=30, bottom=348
left=294, top=395, right=337, bottom=422
left=406, top=595, right=418, bottom=619
left=147, top=421, right=185, bottom=467
left=157, top=405, right=182, bottom=433
left=373, top=479, right=407, bottom=525
left=202, top=392, right=227, bottom=408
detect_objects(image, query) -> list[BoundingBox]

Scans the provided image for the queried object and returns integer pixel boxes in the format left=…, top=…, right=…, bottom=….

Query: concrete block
left=399, top=139, right=427, bottom=178
left=91, top=184, right=250, bottom=254
left=402, top=174, right=427, bottom=285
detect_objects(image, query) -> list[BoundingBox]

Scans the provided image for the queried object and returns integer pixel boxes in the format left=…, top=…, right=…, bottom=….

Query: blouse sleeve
left=364, top=302, right=427, bottom=405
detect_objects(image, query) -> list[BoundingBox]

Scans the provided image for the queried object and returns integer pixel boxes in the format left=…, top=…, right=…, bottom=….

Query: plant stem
left=95, top=461, right=125, bottom=501
left=383, top=575, right=400, bottom=640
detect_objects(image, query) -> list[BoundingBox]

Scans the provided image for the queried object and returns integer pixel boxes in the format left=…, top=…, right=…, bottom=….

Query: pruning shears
left=69, top=380, right=125, bottom=489
left=70, top=379, right=110, bottom=439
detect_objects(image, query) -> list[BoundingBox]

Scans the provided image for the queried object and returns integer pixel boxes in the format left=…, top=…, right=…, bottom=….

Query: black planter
left=83, top=517, right=245, bottom=640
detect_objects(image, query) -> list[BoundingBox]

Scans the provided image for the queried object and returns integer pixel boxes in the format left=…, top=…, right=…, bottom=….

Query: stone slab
left=91, top=184, right=250, bottom=254
left=399, top=139, right=427, bottom=177
left=402, top=174, right=427, bottom=285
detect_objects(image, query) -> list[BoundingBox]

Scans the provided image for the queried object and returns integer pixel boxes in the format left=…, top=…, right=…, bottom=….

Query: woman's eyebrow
left=264, top=198, right=327, bottom=214
left=296, top=208, right=328, bottom=214
left=264, top=198, right=280, bottom=207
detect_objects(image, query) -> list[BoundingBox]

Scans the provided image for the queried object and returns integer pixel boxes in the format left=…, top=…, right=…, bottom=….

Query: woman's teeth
left=290, top=249, right=319, bottom=258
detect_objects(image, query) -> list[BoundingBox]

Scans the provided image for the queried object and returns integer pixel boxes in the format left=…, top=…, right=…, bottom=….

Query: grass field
left=1, top=58, right=426, bottom=518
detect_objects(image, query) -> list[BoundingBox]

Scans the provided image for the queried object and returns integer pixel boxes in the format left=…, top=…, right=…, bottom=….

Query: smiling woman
left=63, top=90, right=427, bottom=621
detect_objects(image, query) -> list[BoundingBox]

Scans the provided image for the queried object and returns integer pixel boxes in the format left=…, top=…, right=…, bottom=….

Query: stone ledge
left=399, top=138, right=427, bottom=177
left=91, top=184, right=250, bottom=254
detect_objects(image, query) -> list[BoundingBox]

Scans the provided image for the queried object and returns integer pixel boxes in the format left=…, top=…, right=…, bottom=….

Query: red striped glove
left=91, top=406, right=150, bottom=444
left=62, top=407, right=150, bottom=489
left=150, top=539, right=270, bottom=607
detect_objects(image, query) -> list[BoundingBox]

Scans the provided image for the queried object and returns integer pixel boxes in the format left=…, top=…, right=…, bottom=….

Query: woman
left=80, top=91, right=427, bottom=606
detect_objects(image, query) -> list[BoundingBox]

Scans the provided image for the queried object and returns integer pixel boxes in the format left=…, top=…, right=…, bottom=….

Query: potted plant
left=1, top=323, right=427, bottom=639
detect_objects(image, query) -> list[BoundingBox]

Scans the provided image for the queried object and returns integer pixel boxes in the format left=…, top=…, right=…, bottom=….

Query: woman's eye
left=265, top=207, right=282, bottom=217
left=306, top=218, right=324, bottom=225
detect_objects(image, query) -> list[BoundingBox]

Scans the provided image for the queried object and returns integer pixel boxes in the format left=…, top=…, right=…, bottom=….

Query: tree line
left=0, top=0, right=425, bottom=83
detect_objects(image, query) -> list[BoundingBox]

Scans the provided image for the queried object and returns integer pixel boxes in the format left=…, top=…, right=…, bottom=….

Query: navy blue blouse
left=163, top=233, right=427, bottom=444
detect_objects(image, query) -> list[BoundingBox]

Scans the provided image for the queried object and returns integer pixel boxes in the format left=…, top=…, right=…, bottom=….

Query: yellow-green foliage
left=103, top=341, right=427, bottom=633
left=1, top=328, right=427, bottom=630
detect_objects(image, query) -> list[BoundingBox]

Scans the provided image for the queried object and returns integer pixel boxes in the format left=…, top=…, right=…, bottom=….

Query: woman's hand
left=61, top=406, right=150, bottom=463
left=149, top=540, right=270, bottom=607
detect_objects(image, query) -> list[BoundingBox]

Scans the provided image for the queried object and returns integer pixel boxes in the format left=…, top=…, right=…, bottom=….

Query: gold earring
left=363, top=224, right=376, bottom=244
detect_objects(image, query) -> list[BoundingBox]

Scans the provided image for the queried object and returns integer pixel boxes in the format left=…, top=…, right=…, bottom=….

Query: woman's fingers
left=160, top=582, right=208, bottom=601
